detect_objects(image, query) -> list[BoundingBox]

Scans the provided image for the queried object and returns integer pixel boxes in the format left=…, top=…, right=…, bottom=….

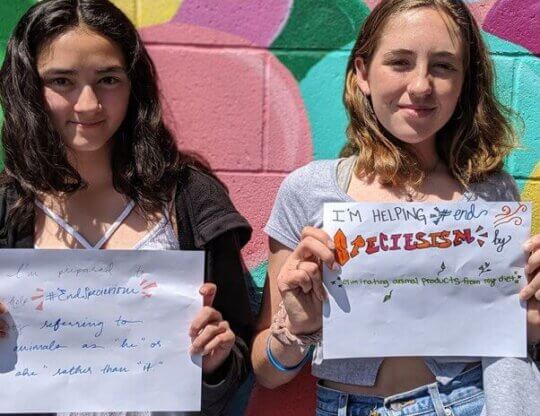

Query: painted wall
left=0, top=1, right=538, bottom=415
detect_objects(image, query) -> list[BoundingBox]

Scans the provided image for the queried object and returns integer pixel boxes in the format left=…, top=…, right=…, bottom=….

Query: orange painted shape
left=333, top=229, right=350, bottom=266
left=351, top=235, right=366, bottom=257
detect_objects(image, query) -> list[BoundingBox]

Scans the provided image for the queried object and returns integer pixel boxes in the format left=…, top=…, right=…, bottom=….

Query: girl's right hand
left=0, top=302, right=8, bottom=338
left=276, top=227, right=335, bottom=335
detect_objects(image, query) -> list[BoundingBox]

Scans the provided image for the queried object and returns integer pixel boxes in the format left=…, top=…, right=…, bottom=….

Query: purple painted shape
left=483, top=0, right=540, bottom=55
left=173, top=0, right=292, bottom=47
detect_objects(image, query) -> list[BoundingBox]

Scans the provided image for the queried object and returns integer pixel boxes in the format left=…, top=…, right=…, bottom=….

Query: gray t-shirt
left=265, top=158, right=539, bottom=415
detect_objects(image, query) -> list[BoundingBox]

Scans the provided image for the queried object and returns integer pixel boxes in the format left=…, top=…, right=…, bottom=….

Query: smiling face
left=37, top=25, right=131, bottom=156
left=355, top=7, right=465, bottom=147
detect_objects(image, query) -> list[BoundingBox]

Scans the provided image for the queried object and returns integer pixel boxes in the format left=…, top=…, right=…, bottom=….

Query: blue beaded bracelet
left=266, top=334, right=314, bottom=372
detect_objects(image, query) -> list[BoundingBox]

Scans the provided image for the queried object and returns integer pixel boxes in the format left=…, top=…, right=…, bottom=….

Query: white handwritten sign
left=0, top=249, right=204, bottom=413
left=322, top=201, right=531, bottom=359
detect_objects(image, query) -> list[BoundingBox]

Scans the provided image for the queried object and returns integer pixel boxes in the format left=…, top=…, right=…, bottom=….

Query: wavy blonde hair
left=342, top=0, right=518, bottom=188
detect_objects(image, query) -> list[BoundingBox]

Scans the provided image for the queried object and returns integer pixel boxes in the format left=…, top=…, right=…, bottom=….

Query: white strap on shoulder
left=35, top=200, right=136, bottom=249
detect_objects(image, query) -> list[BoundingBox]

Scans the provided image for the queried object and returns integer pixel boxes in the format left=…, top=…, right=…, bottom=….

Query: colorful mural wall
left=0, top=1, right=538, bottom=415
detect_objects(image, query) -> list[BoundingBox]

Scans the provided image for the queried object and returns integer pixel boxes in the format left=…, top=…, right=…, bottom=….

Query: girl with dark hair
left=252, top=0, right=539, bottom=415
left=0, top=0, right=253, bottom=415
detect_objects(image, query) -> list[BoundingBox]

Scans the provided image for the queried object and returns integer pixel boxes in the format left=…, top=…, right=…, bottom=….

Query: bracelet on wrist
left=266, top=333, right=313, bottom=372
left=270, top=301, right=322, bottom=347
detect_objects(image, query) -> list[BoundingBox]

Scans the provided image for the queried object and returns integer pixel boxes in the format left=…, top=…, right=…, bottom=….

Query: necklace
left=405, top=159, right=440, bottom=202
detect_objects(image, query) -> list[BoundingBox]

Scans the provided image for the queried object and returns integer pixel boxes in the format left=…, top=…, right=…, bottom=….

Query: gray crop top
left=264, top=157, right=521, bottom=386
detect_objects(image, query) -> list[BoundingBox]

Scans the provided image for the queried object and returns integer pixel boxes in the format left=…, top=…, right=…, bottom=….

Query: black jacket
left=0, top=166, right=254, bottom=416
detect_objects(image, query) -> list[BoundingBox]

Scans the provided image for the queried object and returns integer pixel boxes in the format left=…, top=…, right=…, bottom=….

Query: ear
left=354, top=57, right=371, bottom=96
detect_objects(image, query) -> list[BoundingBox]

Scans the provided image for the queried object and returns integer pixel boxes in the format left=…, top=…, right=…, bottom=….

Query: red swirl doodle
left=494, top=203, right=527, bottom=227
left=140, top=279, right=158, bottom=298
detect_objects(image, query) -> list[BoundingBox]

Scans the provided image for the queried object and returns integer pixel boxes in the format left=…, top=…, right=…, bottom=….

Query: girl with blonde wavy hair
left=252, top=0, right=540, bottom=415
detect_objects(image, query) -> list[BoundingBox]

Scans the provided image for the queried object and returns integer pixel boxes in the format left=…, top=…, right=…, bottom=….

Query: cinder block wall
left=1, top=1, right=538, bottom=415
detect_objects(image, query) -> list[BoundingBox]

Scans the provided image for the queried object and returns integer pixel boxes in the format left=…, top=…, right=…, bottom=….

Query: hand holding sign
left=276, top=227, right=334, bottom=335
left=0, top=303, right=7, bottom=338
left=189, top=283, right=235, bottom=375
left=520, top=234, right=540, bottom=344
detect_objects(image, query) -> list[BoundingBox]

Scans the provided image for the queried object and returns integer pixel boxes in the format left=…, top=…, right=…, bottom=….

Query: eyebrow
left=40, top=66, right=126, bottom=76
left=383, top=49, right=459, bottom=59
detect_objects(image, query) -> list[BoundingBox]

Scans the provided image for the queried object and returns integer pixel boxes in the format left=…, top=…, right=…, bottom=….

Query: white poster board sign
left=323, top=201, right=531, bottom=359
left=0, top=249, right=204, bottom=413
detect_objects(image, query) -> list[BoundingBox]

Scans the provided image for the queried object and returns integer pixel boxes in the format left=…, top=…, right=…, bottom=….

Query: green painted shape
left=0, top=1, right=37, bottom=170
left=299, top=47, right=351, bottom=159
left=0, top=1, right=36, bottom=42
left=271, top=0, right=369, bottom=81
left=274, top=53, right=321, bottom=84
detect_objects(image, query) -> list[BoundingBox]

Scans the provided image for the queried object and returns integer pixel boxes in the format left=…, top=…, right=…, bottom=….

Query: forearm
left=201, top=336, right=250, bottom=416
left=251, top=328, right=308, bottom=389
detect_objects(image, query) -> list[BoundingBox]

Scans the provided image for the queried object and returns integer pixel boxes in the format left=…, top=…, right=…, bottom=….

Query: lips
left=69, top=120, right=105, bottom=127
left=398, top=105, right=436, bottom=117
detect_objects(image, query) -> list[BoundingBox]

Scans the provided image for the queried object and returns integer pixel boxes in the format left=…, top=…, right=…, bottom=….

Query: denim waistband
left=316, top=364, right=483, bottom=415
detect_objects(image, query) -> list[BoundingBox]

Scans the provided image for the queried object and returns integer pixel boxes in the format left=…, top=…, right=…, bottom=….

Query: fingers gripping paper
left=0, top=249, right=204, bottom=413
left=322, top=202, right=531, bottom=359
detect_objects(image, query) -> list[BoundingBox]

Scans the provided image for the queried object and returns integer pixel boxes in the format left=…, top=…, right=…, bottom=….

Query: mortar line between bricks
left=141, top=41, right=533, bottom=56
left=262, top=53, right=269, bottom=171
left=143, top=42, right=351, bottom=53
left=214, top=170, right=289, bottom=177
left=214, top=171, right=540, bottom=179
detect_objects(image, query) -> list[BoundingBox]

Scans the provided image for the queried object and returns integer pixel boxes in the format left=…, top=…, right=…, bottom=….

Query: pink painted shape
left=146, top=42, right=265, bottom=171
left=266, top=53, right=313, bottom=171
left=466, top=0, right=498, bottom=25
left=364, top=0, right=379, bottom=9
left=173, top=0, right=292, bottom=47
left=142, top=23, right=313, bottom=267
left=220, top=173, right=294, bottom=268
left=140, top=22, right=249, bottom=46
left=483, top=0, right=540, bottom=54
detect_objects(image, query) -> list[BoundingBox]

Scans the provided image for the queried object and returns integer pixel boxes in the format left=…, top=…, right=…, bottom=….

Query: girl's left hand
left=520, top=234, right=540, bottom=343
left=189, top=283, right=236, bottom=375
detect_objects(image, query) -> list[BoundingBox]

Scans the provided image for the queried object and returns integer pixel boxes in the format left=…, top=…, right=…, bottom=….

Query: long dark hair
left=0, top=0, right=209, bottom=224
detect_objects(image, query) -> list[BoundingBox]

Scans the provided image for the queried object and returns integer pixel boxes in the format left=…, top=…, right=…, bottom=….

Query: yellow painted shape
left=522, top=162, right=540, bottom=235
left=110, top=0, right=137, bottom=23
left=138, top=0, right=183, bottom=27
left=110, top=0, right=182, bottom=27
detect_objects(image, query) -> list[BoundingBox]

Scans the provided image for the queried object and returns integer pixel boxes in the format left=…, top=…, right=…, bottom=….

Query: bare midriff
left=322, top=357, right=436, bottom=397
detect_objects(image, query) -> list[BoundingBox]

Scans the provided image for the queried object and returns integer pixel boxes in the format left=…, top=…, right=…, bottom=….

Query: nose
left=73, top=85, right=101, bottom=113
left=407, top=70, right=433, bottom=98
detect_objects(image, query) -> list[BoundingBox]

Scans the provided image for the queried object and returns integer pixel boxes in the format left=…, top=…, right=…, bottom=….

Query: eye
left=385, top=59, right=411, bottom=70
left=433, top=62, right=456, bottom=71
left=47, top=77, right=72, bottom=87
left=99, top=76, right=121, bottom=86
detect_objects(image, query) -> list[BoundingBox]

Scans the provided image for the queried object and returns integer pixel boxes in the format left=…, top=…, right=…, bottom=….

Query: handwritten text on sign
left=322, top=202, right=531, bottom=359
left=0, top=249, right=204, bottom=413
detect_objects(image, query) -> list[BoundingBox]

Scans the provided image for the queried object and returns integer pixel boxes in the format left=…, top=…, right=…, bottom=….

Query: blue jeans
left=316, top=365, right=484, bottom=416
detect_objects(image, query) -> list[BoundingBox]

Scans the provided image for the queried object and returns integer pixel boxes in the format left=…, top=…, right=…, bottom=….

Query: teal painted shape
left=509, top=57, right=540, bottom=182
left=482, top=31, right=531, bottom=55
left=483, top=31, right=539, bottom=187
left=251, top=260, right=268, bottom=289
left=491, top=56, right=514, bottom=107
left=299, top=45, right=352, bottom=160
left=271, top=0, right=369, bottom=81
